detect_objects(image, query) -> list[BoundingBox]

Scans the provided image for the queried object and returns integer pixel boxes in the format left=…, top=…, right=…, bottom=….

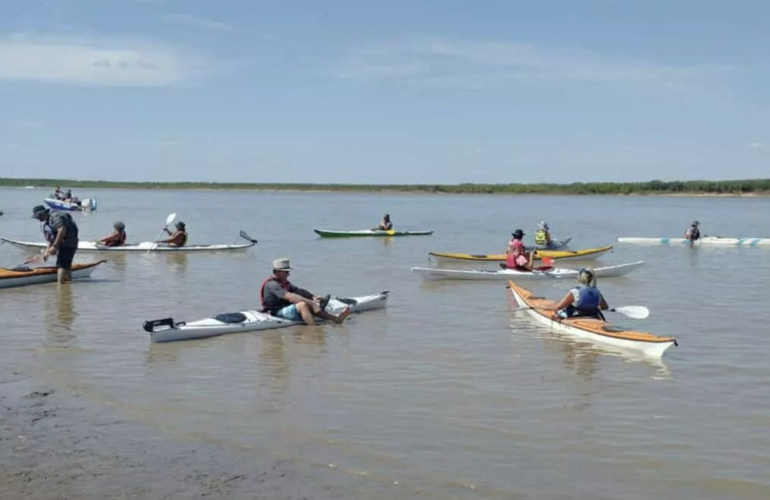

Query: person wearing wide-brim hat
left=259, top=257, right=351, bottom=325
left=160, top=221, right=188, bottom=247
left=505, top=229, right=535, bottom=271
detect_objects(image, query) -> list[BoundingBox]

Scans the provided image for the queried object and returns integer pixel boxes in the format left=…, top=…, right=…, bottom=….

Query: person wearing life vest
left=260, top=258, right=352, bottom=325
left=684, top=220, right=701, bottom=246
left=97, top=221, right=128, bottom=247
left=32, top=205, right=79, bottom=284
left=161, top=221, right=188, bottom=247
left=551, top=268, right=609, bottom=320
left=534, top=221, right=553, bottom=248
left=505, top=229, right=535, bottom=271
left=372, top=214, right=393, bottom=231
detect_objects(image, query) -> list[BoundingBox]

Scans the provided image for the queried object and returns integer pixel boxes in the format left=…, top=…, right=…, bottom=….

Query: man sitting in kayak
left=260, top=258, right=351, bottom=325
left=372, top=214, right=393, bottom=231
left=551, top=268, right=609, bottom=320
left=505, top=229, right=535, bottom=271
left=534, top=221, right=555, bottom=249
left=96, top=221, right=127, bottom=247
left=160, top=221, right=188, bottom=247
left=684, top=220, right=700, bottom=246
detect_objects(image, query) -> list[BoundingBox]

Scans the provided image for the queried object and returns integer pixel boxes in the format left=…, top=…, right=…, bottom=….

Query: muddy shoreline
left=0, top=371, right=363, bottom=500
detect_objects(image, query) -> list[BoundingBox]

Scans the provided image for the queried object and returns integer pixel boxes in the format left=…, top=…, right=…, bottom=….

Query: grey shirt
left=48, top=211, right=79, bottom=248
left=262, top=279, right=312, bottom=313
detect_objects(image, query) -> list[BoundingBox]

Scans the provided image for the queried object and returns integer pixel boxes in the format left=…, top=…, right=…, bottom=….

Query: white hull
left=44, top=197, right=97, bottom=212
left=0, top=265, right=98, bottom=289
left=618, top=237, right=770, bottom=247
left=508, top=285, right=675, bottom=358
left=145, top=292, right=389, bottom=343
left=1, top=236, right=256, bottom=253
left=413, top=261, right=644, bottom=281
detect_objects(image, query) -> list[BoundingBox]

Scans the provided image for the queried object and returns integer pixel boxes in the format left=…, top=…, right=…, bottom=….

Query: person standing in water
left=32, top=205, right=79, bottom=284
left=684, top=220, right=701, bottom=246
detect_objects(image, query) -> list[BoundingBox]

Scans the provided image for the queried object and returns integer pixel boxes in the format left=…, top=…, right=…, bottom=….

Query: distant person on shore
left=260, top=258, right=351, bottom=325
left=505, top=229, right=535, bottom=271
left=97, top=221, right=127, bottom=247
left=32, top=205, right=79, bottom=284
left=685, top=221, right=701, bottom=247
left=160, top=221, right=188, bottom=247
left=372, top=214, right=393, bottom=231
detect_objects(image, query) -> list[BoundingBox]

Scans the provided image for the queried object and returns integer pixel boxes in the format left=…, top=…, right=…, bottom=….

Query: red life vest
left=104, top=230, right=127, bottom=247
left=259, top=276, right=290, bottom=311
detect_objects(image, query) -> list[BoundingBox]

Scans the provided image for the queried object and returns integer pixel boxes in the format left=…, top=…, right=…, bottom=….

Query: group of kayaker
left=29, top=205, right=189, bottom=283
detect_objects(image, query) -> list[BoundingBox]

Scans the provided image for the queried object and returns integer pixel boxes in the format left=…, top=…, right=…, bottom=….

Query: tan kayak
left=0, top=260, right=106, bottom=288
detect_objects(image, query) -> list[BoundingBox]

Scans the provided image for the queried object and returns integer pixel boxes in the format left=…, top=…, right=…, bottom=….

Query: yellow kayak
left=428, top=245, right=613, bottom=263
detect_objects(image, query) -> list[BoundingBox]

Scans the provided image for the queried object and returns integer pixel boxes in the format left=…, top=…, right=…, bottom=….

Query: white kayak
left=1, top=231, right=257, bottom=253
left=618, top=237, right=770, bottom=247
left=412, top=261, right=644, bottom=281
left=144, top=291, right=389, bottom=343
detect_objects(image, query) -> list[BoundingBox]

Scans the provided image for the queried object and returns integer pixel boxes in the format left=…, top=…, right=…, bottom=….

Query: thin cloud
left=0, top=33, right=215, bottom=87
left=331, top=37, right=735, bottom=89
left=745, top=141, right=768, bottom=149
left=163, top=14, right=233, bottom=32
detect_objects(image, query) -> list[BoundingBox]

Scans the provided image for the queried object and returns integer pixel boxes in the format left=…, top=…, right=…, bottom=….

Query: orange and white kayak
left=0, top=260, right=106, bottom=289
left=507, top=280, right=677, bottom=358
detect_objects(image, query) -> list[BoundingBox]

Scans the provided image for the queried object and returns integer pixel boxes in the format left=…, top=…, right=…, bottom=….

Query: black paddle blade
left=239, top=230, right=258, bottom=243
left=143, top=318, right=175, bottom=333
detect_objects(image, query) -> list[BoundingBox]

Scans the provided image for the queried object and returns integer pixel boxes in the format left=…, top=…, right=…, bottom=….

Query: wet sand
left=0, top=370, right=362, bottom=500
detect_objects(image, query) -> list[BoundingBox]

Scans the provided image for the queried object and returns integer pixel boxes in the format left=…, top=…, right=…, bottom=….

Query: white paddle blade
left=166, top=213, right=177, bottom=226
left=612, top=306, right=649, bottom=319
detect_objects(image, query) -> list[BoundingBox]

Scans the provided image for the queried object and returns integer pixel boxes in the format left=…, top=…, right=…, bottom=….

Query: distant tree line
left=1, top=177, right=769, bottom=195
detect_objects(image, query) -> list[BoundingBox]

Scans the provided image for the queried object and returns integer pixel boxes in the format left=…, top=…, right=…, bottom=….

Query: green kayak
left=315, top=229, right=434, bottom=238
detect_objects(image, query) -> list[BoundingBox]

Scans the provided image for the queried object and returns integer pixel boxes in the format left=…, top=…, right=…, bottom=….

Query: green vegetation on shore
left=2, top=177, right=769, bottom=195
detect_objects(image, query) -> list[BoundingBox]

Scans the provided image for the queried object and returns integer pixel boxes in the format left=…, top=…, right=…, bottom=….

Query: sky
left=0, top=0, right=769, bottom=184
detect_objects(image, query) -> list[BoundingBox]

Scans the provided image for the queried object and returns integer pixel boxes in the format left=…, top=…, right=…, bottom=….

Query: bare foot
left=334, top=307, right=351, bottom=324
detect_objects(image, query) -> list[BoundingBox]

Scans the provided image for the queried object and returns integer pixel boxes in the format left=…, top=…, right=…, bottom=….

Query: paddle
left=513, top=305, right=649, bottom=320
left=239, top=230, right=258, bottom=244
left=155, top=213, right=177, bottom=242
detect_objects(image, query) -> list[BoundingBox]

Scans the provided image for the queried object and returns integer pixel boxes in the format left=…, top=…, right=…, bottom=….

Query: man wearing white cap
left=260, top=258, right=351, bottom=325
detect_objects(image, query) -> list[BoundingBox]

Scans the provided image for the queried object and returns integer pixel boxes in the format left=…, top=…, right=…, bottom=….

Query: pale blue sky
left=1, top=0, right=768, bottom=183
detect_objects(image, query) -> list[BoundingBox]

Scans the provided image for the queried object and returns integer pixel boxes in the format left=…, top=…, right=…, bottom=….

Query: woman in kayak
left=160, top=221, right=188, bottom=247
left=260, top=258, right=351, bottom=326
left=96, top=221, right=127, bottom=247
left=372, top=214, right=393, bottom=231
left=534, top=221, right=554, bottom=248
left=551, top=268, right=609, bottom=320
left=505, top=229, right=535, bottom=271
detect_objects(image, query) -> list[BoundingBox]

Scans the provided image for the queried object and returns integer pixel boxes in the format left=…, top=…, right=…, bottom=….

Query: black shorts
left=56, top=246, right=77, bottom=270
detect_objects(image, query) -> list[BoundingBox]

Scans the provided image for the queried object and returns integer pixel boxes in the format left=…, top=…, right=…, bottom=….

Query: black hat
left=175, top=221, right=186, bottom=229
left=511, top=229, right=525, bottom=238
left=32, top=205, right=49, bottom=219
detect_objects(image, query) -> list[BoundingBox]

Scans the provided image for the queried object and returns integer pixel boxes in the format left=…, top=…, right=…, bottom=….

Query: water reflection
left=257, top=332, right=291, bottom=395
left=45, top=284, right=77, bottom=346
left=166, top=252, right=188, bottom=275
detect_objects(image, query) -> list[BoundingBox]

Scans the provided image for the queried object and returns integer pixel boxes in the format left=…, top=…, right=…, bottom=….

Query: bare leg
left=57, top=268, right=66, bottom=284
left=295, top=302, right=316, bottom=326
left=63, top=269, right=72, bottom=283
left=316, top=307, right=351, bottom=324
